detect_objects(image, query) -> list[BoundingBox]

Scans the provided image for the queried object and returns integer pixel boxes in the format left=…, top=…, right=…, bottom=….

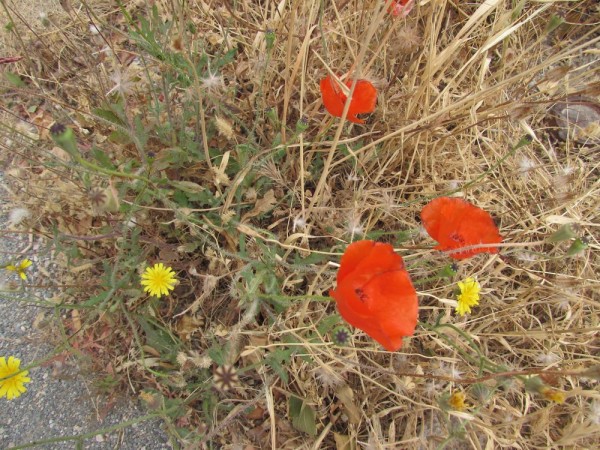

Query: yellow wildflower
left=5, top=259, right=32, bottom=280
left=449, top=391, right=468, bottom=411
left=140, top=263, right=177, bottom=298
left=456, top=277, right=481, bottom=316
left=0, top=356, right=31, bottom=400
left=541, top=387, right=566, bottom=404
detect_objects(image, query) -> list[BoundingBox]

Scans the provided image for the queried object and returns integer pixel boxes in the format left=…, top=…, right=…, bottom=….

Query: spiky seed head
left=332, top=326, right=351, bottom=346
left=213, top=365, right=239, bottom=392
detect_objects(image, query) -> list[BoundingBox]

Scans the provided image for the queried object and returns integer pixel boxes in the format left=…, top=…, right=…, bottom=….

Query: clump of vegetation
left=1, top=0, right=598, bottom=448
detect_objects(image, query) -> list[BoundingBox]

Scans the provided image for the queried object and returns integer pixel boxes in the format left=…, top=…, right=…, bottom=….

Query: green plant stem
left=259, top=293, right=332, bottom=304
left=412, top=274, right=450, bottom=286
left=420, top=320, right=498, bottom=375
left=71, top=153, right=150, bottom=181
left=120, top=306, right=174, bottom=380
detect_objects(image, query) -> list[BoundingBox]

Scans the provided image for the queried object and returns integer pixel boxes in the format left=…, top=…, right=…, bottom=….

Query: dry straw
left=0, top=0, right=598, bottom=447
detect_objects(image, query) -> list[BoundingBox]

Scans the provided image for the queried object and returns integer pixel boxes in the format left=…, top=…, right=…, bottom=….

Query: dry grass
left=1, top=0, right=599, bottom=448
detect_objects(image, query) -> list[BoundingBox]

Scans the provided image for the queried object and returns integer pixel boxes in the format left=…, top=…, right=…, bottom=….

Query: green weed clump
left=1, top=0, right=598, bottom=448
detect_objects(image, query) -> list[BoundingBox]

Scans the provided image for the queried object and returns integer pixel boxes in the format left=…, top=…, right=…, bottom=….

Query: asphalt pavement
left=0, top=172, right=172, bottom=449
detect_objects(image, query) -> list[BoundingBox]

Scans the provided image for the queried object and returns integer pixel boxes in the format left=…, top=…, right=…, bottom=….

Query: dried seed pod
left=213, top=365, right=239, bottom=392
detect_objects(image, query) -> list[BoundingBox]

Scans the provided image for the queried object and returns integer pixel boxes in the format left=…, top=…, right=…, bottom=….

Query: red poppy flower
left=390, top=0, right=415, bottom=18
left=329, top=240, right=418, bottom=351
left=319, top=75, right=377, bottom=124
left=421, top=197, right=502, bottom=260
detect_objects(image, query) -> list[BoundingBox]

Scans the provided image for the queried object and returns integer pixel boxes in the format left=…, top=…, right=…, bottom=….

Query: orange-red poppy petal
left=332, top=268, right=417, bottom=351
left=336, top=241, right=405, bottom=285
left=336, top=240, right=377, bottom=284
left=421, top=197, right=502, bottom=260
left=320, top=75, right=377, bottom=124
left=331, top=281, right=371, bottom=328
left=330, top=240, right=418, bottom=351
left=346, top=79, right=377, bottom=119
left=320, top=76, right=345, bottom=119
left=362, top=270, right=418, bottom=350
left=390, top=0, right=415, bottom=18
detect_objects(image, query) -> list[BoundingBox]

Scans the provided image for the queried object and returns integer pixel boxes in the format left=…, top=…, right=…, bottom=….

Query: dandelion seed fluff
left=518, top=157, right=535, bottom=180
left=8, top=208, right=31, bottom=226
left=201, top=71, right=224, bottom=92
left=292, top=216, right=306, bottom=232
left=535, top=352, right=560, bottom=366
left=589, top=400, right=600, bottom=424
left=346, top=216, right=363, bottom=237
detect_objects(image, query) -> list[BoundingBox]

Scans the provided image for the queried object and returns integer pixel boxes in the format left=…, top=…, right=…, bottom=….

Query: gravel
left=0, top=173, right=172, bottom=450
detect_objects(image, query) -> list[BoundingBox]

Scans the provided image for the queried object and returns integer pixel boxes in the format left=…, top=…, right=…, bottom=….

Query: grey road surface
left=0, top=173, right=172, bottom=450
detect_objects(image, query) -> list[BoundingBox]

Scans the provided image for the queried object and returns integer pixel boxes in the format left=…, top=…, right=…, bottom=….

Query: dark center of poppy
left=355, top=288, right=369, bottom=302
left=449, top=232, right=465, bottom=244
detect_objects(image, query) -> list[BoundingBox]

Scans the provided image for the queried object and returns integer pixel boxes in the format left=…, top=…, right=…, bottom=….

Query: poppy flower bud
left=50, top=123, right=79, bottom=157
left=265, top=29, right=275, bottom=50
left=566, top=237, right=588, bottom=256
left=437, top=263, right=458, bottom=279
left=295, top=116, right=309, bottom=133
left=265, top=107, right=279, bottom=125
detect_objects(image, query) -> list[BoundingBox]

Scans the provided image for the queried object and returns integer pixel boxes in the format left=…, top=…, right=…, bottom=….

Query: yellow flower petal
left=455, top=277, right=481, bottom=316
left=140, top=263, right=177, bottom=298
left=449, top=391, right=468, bottom=411
left=0, top=356, right=31, bottom=400
left=5, top=259, right=32, bottom=281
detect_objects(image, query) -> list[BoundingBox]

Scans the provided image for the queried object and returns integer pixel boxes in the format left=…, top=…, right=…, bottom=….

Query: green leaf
left=172, top=190, right=189, bottom=207
left=545, top=15, right=564, bottom=35
left=136, top=316, right=180, bottom=359
left=153, top=146, right=191, bottom=171
left=269, top=357, right=288, bottom=383
left=292, top=250, right=327, bottom=266
left=178, top=242, right=200, bottom=253
left=317, top=315, right=341, bottom=336
left=547, top=224, right=577, bottom=242
left=134, top=114, right=148, bottom=149
left=202, top=390, right=219, bottom=423
left=108, top=130, right=132, bottom=145
left=289, top=396, right=317, bottom=436
left=2, top=69, right=21, bottom=86
left=93, top=107, right=126, bottom=126
left=265, top=347, right=294, bottom=384
left=215, top=48, right=237, bottom=69
left=91, top=147, right=116, bottom=169
left=511, top=0, right=527, bottom=21
left=208, top=343, right=226, bottom=366
left=82, top=290, right=109, bottom=307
